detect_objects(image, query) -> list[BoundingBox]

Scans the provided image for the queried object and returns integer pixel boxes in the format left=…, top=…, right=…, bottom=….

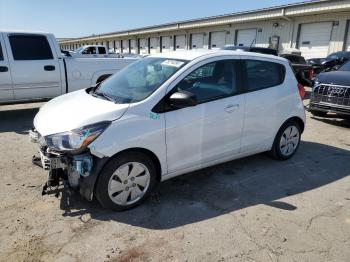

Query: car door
left=239, top=57, right=287, bottom=153
left=4, top=33, right=62, bottom=101
left=0, top=33, right=14, bottom=103
left=164, top=58, right=245, bottom=174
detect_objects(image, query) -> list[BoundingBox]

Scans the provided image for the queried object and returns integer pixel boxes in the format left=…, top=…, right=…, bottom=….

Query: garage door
left=150, top=37, right=158, bottom=54
left=345, top=22, right=350, bottom=51
left=210, top=31, right=226, bottom=49
left=130, top=39, right=137, bottom=54
left=108, top=41, right=113, bottom=51
left=236, top=29, right=257, bottom=47
left=191, top=33, right=204, bottom=49
left=299, top=22, right=333, bottom=59
left=139, top=38, right=148, bottom=54
left=175, top=35, right=186, bottom=50
left=115, top=40, right=121, bottom=53
left=122, top=40, right=129, bottom=54
left=161, top=36, right=171, bottom=52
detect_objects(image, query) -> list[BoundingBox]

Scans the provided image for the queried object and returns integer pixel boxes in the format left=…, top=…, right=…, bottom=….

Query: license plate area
left=40, top=151, right=66, bottom=170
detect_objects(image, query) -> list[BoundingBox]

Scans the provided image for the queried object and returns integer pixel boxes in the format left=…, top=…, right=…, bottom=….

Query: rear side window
left=0, top=43, right=3, bottom=60
left=98, top=47, right=106, bottom=54
left=9, top=34, right=53, bottom=60
left=243, top=60, right=285, bottom=92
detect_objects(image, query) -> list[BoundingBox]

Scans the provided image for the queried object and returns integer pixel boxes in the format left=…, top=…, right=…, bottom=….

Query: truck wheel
left=95, top=152, right=156, bottom=211
left=310, top=110, right=327, bottom=117
left=270, top=120, right=301, bottom=160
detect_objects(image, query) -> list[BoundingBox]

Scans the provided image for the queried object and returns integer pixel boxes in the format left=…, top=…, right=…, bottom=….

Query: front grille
left=310, top=84, right=350, bottom=108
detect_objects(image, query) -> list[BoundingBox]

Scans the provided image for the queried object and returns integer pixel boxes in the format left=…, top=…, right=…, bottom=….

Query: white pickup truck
left=69, top=45, right=117, bottom=58
left=0, top=31, right=138, bottom=104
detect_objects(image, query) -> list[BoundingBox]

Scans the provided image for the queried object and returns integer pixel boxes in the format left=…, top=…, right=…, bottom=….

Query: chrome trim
left=314, top=83, right=350, bottom=89
left=13, top=84, right=60, bottom=90
left=311, top=83, right=350, bottom=108
left=310, top=101, right=350, bottom=110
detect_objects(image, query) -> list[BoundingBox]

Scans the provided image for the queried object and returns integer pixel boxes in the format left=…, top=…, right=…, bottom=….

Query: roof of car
left=150, top=49, right=286, bottom=62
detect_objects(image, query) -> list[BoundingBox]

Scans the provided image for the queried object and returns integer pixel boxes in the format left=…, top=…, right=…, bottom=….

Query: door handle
left=44, top=65, right=55, bottom=71
left=225, top=104, right=240, bottom=113
left=0, top=66, right=8, bottom=72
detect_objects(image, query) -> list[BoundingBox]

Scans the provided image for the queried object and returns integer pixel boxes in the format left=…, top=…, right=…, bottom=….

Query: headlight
left=45, top=121, right=111, bottom=153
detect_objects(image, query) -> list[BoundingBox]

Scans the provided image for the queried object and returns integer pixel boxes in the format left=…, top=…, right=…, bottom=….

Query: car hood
left=34, top=89, right=129, bottom=136
left=317, top=71, right=350, bottom=86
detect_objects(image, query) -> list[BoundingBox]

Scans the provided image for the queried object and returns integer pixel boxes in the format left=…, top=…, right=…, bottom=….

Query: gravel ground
left=0, top=94, right=349, bottom=262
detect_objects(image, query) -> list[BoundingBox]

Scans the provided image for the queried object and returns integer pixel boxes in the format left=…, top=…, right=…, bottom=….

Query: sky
left=0, top=0, right=308, bottom=38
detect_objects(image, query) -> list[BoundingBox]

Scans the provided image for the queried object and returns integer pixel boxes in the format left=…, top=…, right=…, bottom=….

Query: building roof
left=59, top=0, right=349, bottom=43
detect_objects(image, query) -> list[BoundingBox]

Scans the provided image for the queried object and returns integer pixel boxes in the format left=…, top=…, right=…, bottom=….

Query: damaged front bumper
left=29, top=129, right=108, bottom=201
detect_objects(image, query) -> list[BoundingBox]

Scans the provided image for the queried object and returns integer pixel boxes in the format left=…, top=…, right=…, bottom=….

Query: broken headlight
left=45, top=121, right=111, bottom=153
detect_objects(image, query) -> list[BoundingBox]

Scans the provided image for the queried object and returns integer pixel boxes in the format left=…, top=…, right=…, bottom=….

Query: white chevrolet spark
left=31, top=50, right=306, bottom=210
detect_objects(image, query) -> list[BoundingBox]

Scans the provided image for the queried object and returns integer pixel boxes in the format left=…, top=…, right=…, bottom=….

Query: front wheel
left=95, top=152, right=156, bottom=211
left=270, top=121, right=301, bottom=160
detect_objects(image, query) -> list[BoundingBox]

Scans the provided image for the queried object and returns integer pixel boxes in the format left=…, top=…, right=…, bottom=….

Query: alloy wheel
left=107, top=162, right=150, bottom=206
left=279, top=126, right=300, bottom=157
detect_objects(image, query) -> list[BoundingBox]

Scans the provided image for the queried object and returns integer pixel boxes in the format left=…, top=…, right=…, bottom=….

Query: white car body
left=32, top=50, right=306, bottom=208
left=0, top=31, right=138, bottom=104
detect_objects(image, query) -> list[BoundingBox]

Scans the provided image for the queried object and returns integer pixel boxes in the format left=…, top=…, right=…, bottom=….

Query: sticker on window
left=161, top=59, right=184, bottom=68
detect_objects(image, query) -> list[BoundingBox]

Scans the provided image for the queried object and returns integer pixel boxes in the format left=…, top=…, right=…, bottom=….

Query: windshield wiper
left=93, top=90, right=118, bottom=103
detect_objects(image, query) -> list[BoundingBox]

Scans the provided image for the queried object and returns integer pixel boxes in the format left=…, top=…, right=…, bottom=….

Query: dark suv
left=310, top=61, right=350, bottom=117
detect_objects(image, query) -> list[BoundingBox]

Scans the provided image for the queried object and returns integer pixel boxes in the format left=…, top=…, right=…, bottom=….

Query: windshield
left=75, top=46, right=85, bottom=53
left=327, top=52, right=342, bottom=59
left=338, top=61, right=350, bottom=71
left=97, top=57, right=187, bottom=103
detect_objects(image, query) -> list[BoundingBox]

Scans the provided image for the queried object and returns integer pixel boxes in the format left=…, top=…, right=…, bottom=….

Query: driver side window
left=174, top=60, right=238, bottom=103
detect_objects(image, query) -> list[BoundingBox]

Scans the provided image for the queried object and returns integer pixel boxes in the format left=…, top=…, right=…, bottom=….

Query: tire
left=310, top=110, right=327, bottom=117
left=270, top=120, right=301, bottom=160
left=95, top=152, right=157, bottom=211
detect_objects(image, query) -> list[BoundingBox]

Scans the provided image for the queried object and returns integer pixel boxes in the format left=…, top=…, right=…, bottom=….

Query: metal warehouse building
left=59, top=0, right=350, bottom=59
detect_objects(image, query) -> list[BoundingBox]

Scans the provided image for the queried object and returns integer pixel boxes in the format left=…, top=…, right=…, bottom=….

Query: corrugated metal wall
left=60, top=4, right=350, bottom=58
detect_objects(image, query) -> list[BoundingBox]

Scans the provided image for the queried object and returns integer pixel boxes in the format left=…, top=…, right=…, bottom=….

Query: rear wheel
left=270, top=121, right=301, bottom=160
left=95, top=152, right=156, bottom=211
left=310, top=110, right=327, bottom=117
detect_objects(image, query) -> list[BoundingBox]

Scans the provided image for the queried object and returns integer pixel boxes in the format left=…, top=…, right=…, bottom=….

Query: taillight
left=298, top=83, right=305, bottom=100
left=308, top=68, right=314, bottom=80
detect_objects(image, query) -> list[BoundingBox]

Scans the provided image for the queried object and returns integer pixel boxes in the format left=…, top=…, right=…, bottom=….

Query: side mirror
left=169, top=91, right=197, bottom=108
